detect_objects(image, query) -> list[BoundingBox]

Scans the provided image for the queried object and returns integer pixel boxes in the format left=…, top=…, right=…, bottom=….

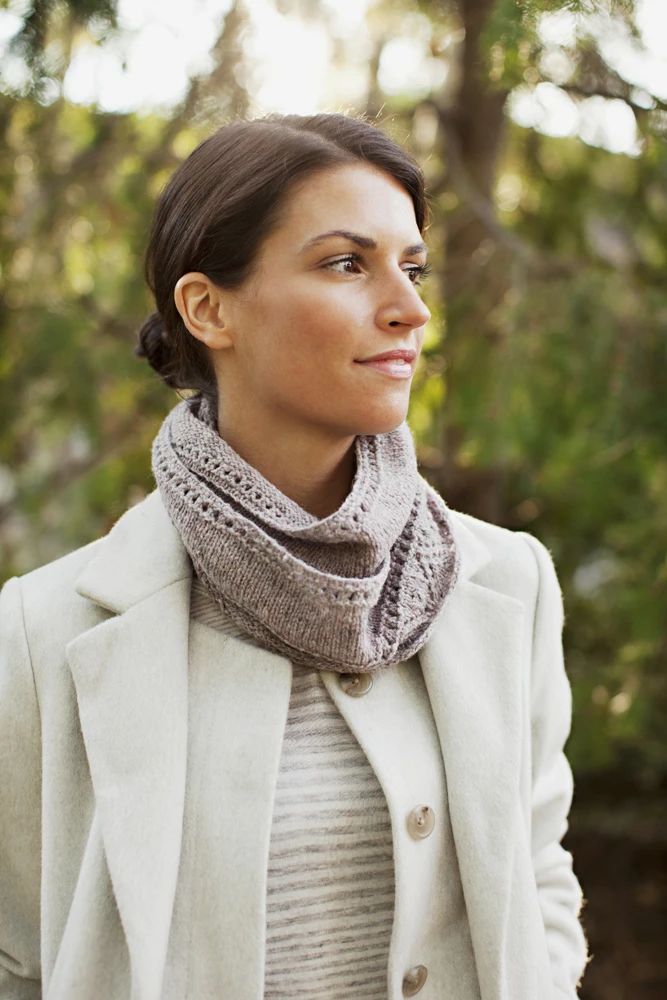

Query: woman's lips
left=355, top=358, right=414, bottom=379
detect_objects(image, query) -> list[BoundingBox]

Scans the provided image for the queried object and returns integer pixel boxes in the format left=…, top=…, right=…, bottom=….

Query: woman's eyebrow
left=300, top=229, right=427, bottom=256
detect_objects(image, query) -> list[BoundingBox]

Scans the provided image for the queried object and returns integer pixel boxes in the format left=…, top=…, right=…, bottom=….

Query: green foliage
left=0, top=85, right=203, bottom=569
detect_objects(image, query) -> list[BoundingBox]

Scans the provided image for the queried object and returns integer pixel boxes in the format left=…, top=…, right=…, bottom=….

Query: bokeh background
left=1, top=0, right=665, bottom=995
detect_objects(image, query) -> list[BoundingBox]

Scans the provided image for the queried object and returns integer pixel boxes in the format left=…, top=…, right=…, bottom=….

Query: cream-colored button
left=338, top=672, right=373, bottom=696
left=402, top=964, right=428, bottom=996
left=406, top=805, right=435, bottom=839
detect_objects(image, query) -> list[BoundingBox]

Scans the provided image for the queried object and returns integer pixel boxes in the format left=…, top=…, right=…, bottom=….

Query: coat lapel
left=419, top=514, right=552, bottom=1000
left=67, top=492, right=192, bottom=1000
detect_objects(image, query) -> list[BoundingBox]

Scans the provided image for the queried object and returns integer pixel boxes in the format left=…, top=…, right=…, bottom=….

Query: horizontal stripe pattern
left=190, top=576, right=394, bottom=999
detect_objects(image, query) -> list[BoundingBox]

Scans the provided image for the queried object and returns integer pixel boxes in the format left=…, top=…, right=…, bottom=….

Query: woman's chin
left=344, top=402, right=411, bottom=438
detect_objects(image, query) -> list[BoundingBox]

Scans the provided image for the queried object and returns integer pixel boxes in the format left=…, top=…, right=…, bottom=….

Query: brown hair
left=135, top=113, right=429, bottom=413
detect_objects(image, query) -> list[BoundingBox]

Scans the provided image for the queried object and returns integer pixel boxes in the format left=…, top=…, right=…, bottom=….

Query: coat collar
left=73, top=489, right=191, bottom=614
left=66, top=488, right=549, bottom=1000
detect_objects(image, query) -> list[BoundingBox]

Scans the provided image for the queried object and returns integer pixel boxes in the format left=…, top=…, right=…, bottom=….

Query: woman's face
left=213, top=163, right=431, bottom=438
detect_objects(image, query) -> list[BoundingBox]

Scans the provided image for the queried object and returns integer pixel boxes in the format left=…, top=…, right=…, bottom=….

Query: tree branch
left=559, top=81, right=667, bottom=118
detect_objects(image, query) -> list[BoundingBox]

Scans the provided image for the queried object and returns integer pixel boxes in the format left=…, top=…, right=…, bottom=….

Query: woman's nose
left=376, top=276, right=431, bottom=331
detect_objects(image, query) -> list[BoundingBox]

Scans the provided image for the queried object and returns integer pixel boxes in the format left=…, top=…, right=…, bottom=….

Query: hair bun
left=134, top=312, right=177, bottom=385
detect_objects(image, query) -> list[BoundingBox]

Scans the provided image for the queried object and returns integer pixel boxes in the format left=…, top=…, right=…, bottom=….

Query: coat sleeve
left=0, top=576, right=42, bottom=999
left=519, top=532, right=591, bottom=999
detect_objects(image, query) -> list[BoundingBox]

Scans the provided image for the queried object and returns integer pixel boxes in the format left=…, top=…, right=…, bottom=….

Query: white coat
left=0, top=488, right=589, bottom=999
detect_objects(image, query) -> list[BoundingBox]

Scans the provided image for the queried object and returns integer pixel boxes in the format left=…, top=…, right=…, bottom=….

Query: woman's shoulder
left=9, top=528, right=103, bottom=597
left=1, top=536, right=109, bottom=663
left=17, top=534, right=104, bottom=589
left=9, top=491, right=169, bottom=607
left=5, top=490, right=189, bottom=651
left=446, top=505, right=559, bottom=606
left=448, top=505, right=527, bottom=552
left=3, top=497, right=160, bottom=646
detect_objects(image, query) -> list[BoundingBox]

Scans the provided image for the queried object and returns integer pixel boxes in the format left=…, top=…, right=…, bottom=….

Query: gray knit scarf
left=151, top=394, right=460, bottom=673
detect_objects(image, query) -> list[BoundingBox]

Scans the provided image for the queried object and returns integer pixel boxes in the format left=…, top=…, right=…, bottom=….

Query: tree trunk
left=433, top=0, right=512, bottom=523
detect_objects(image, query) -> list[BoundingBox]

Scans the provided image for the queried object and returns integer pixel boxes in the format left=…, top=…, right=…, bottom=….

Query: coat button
left=402, top=964, right=428, bottom=996
left=338, top=672, right=374, bottom=696
left=406, top=805, right=435, bottom=839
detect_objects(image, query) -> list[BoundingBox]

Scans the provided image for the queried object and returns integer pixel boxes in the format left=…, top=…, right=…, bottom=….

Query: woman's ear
left=174, top=272, right=234, bottom=349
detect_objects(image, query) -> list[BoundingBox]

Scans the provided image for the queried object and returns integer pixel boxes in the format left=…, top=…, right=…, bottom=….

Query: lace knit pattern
left=152, top=395, right=460, bottom=673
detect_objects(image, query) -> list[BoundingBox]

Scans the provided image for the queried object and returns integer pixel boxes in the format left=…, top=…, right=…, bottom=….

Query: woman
left=0, top=113, right=589, bottom=1000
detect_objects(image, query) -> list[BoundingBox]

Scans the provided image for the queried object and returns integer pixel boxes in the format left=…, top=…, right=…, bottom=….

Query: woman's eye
left=325, top=255, right=363, bottom=274
left=404, top=262, right=432, bottom=285
left=323, top=256, right=432, bottom=283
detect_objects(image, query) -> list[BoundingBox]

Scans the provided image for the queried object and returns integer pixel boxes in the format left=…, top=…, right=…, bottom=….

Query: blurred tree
left=1, top=0, right=119, bottom=101
left=0, top=0, right=250, bottom=564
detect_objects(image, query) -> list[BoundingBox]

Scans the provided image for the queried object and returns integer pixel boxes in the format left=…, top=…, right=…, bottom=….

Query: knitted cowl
left=151, top=395, right=461, bottom=673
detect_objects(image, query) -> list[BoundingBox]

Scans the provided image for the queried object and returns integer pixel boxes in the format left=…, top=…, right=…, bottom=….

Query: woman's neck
left=216, top=407, right=357, bottom=519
